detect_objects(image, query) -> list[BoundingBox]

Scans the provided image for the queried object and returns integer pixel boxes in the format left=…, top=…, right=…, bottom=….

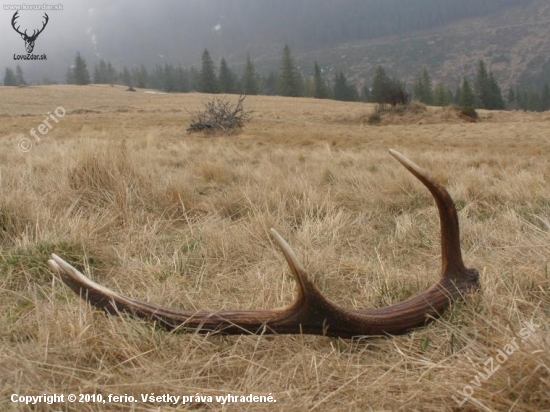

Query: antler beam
left=48, top=150, right=480, bottom=338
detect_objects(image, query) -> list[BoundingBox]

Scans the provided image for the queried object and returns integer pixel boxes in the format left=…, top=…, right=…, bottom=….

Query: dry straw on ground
left=0, top=85, right=549, bottom=411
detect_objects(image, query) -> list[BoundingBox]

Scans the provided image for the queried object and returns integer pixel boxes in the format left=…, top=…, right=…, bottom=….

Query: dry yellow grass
left=1, top=85, right=549, bottom=411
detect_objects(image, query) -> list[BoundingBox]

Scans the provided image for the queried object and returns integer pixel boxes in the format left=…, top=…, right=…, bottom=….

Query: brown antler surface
left=48, top=150, right=479, bottom=338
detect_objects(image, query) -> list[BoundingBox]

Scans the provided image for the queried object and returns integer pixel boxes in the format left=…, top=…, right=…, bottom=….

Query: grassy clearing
left=0, top=85, right=549, bottom=411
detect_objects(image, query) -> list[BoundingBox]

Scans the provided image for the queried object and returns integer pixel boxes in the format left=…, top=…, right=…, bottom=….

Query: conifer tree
left=473, top=60, right=504, bottom=109
left=371, top=66, right=391, bottom=104
left=371, top=66, right=407, bottom=107
left=313, top=61, right=329, bottom=99
left=278, top=45, right=302, bottom=97
left=15, top=65, right=26, bottom=86
left=434, top=83, right=450, bottom=106
left=93, top=60, right=108, bottom=84
left=106, top=62, right=118, bottom=84
left=136, top=65, right=149, bottom=88
left=262, top=71, right=278, bottom=95
left=241, top=54, right=259, bottom=95
left=188, top=66, right=200, bottom=91
left=333, top=71, right=357, bottom=101
left=73, top=52, right=90, bottom=85
left=414, top=68, right=433, bottom=104
left=507, top=87, right=516, bottom=109
left=174, top=65, right=188, bottom=92
left=474, top=60, right=489, bottom=108
left=3, top=68, right=16, bottom=86
left=121, top=67, right=132, bottom=87
left=459, top=78, right=475, bottom=107
left=163, top=64, right=176, bottom=92
left=487, top=72, right=505, bottom=109
left=219, top=58, right=237, bottom=94
left=198, top=48, right=218, bottom=93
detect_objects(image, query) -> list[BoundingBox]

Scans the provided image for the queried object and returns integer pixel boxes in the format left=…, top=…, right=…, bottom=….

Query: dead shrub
left=187, top=95, right=252, bottom=134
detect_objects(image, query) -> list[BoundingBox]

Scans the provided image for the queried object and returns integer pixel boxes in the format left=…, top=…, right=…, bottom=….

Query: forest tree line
left=4, top=43, right=550, bottom=113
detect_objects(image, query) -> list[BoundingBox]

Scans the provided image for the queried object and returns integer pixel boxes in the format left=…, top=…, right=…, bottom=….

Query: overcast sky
left=1, top=1, right=238, bottom=82
left=1, top=0, right=533, bottom=85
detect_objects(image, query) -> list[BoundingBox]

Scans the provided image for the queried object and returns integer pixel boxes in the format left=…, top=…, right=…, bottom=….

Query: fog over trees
left=0, top=0, right=531, bottom=82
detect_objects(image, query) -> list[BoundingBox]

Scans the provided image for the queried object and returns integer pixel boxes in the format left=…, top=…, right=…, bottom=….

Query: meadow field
left=0, top=85, right=549, bottom=411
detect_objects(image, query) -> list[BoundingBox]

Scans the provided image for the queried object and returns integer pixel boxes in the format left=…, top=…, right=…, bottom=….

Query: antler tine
left=11, top=11, right=25, bottom=36
left=29, top=13, right=49, bottom=39
left=388, top=149, right=466, bottom=276
left=38, top=13, right=49, bottom=35
left=48, top=150, right=479, bottom=338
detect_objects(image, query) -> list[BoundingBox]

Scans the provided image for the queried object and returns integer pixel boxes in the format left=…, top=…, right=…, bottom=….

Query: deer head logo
left=11, top=11, right=49, bottom=54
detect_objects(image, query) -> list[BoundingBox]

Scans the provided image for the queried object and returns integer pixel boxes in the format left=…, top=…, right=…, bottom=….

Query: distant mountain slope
left=274, top=0, right=550, bottom=89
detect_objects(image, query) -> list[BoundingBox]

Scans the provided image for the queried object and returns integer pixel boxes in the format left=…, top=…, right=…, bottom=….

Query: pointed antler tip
left=47, top=259, right=61, bottom=272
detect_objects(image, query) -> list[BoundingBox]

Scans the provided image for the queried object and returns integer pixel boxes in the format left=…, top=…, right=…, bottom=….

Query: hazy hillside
left=250, top=0, right=550, bottom=89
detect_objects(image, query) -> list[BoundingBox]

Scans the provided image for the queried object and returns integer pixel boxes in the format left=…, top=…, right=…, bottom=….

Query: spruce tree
left=515, top=85, right=525, bottom=110
left=93, top=60, right=108, bottom=84
left=413, top=73, right=424, bottom=102
left=278, top=45, right=302, bottom=97
left=371, top=66, right=391, bottom=105
left=73, top=52, right=91, bottom=85
left=473, top=60, right=504, bottom=109
left=333, top=71, right=357, bottom=101
left=313, top=61, right=329, bottom=99
left=434, top=83, right=450, bottom=106
left=149, top=65, right=163, bottom=90
left=487, top=72, right=505, bottom=109
left=15, top=65, right=26, bottom=86
left=459, top=78, right=475, bottom=107
left=241, top=54, right=259, bottom=95
left=219, top=58, right=237, bottom=94
left=371, top=66, right=407, bottom=107
left=3, top=68, right=16, bottom=86
left=474, top=60, right=489, bottom=108
left=507, top=87, right=516, bottom=109
left=136, top=65, right=149, bottom=89
left=188, top=66, right=200, bottom=91
left=446, top=88, right=454, bottom=105
left=262, top=71, right=278, bottom=95
left=93, top=64, right=100, bottom=84
left=106, top=62, right=118, bottom=84
left=163, top=64, right=176, bottom=92
left=525, top=88, right=542, bottom=111
left=198, top=49, right=218, bottom=93
left=121, top=67, right=132, bottom=87
left=414, top=68, right=433, bottom=104
left=174, top=65, right=188, bottom=92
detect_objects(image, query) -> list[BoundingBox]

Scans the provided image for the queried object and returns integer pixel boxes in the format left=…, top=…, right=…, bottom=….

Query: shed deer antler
left=48, top=150, right=479, bottom=338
